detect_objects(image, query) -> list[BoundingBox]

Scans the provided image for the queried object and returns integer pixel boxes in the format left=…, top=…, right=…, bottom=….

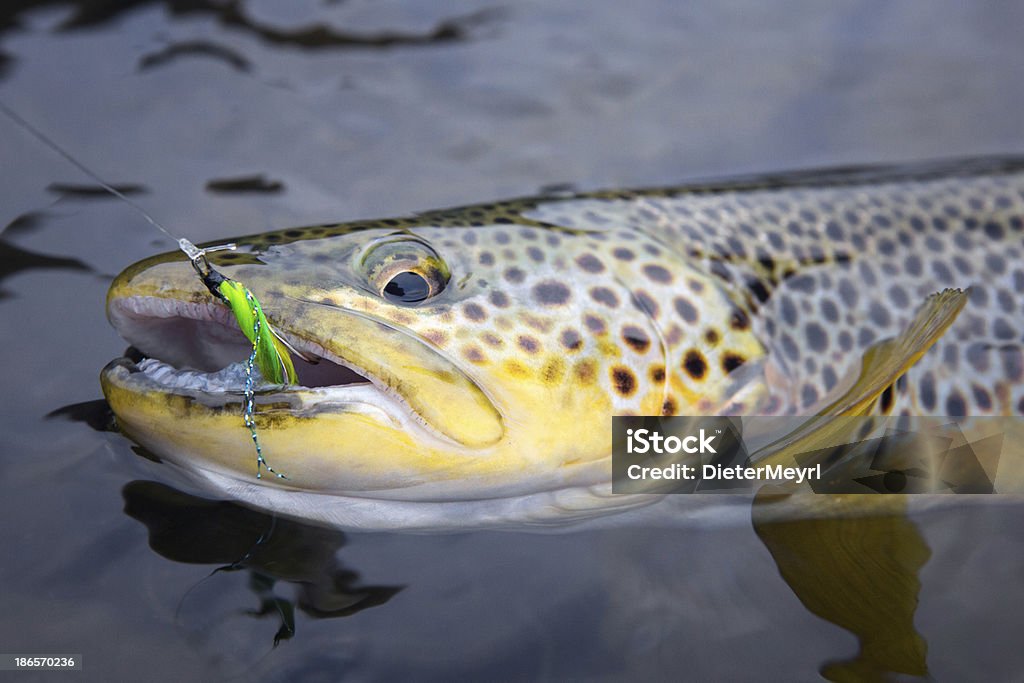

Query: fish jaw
left=101, top=257, right=612, bottom=500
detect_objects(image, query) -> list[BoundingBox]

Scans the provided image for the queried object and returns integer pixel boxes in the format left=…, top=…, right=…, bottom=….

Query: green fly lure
left=0, top=101, right=294, bottom=480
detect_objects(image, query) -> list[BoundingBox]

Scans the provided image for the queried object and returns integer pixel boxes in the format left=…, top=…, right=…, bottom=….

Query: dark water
left=2, top=2, right=1024, bottom=680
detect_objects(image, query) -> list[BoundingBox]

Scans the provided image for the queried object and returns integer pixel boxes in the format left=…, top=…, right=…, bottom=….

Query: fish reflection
left=753, top=493, right=930, bottom=681
left=121, top=480, right=402, bottom=644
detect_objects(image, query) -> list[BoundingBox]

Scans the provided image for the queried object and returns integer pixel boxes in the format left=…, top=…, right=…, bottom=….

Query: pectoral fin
left=754, top=289, right=969, bottom=469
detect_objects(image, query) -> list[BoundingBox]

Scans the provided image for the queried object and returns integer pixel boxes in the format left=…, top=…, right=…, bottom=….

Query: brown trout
left=100, top=158, right=1024, bottom=528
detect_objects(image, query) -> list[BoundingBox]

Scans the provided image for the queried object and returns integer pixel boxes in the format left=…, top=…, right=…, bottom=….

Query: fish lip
left=101, top=294, right=460, bottom=443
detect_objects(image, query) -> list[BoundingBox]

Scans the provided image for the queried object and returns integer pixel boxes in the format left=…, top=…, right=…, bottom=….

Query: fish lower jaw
left=101, top=355, right=410, bottom=425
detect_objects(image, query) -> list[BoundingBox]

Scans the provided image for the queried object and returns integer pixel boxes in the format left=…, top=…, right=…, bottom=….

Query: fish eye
left=383, top=271, right=431, bottom=303
left=359, top=234, right=450, bottom=305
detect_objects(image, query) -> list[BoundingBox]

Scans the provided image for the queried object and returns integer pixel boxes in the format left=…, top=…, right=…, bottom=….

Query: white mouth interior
left=110, top=297, right=370, bottom=392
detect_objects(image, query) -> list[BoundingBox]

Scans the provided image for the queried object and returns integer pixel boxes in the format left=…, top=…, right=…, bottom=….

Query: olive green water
left=2, top=2, right=1024, bottom=680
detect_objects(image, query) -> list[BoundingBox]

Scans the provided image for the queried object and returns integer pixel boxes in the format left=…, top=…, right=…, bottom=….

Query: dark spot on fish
left=682, top=349, right=707, bottom=380
left=527, top=246, right=544, bottom=263
left=464, top=346, right=485, bottom=363
left=722, top=353, right=745, bottom=374
left=801, top=384, right=819, bottom=407
left=780, top=296, right=797, bottom=327
left=984, top=221, right=1006, bottom=240
left=489, top=291, right=509, bottom=308
left=822, top=366, right=838, bottom=392
left=780, top=333, right=800, bottom=362
left=611, top=366, right=637, bottom=396
left=730, top=309, right=750, bottom=331
left=879, top=384, right=894, bottom=413
left=945, top=391, right=967, bottom=417
left=464, top=303, right=486, bottom=322
left=985, top=253, right=1007, bottom=275
left=423, top=330, right=448, bottom=346
left=673, top=297, right=698, bottom=324
left=560, top=328, right=582, bottom=351
left=517, top=335, right=540, bottom=353
left=709, top=260, right=732, bottom=282
left=1003, top=346, right=1024, bottom=382
left=820, top=298, right=839, bottom=323
left=542, top=358, right=565, bottom=383
left=705, top=329, right=720, bottom=345
left=479, top=251, right=495, bottom=266
left=889, top=285, right=910, bottom=308
left=632, top=290, right=659, bottom=317
left=931, top=260, right=953, bottom=281
left=972, top=384, right=992, bottom=411
left=868, top=301, right=891, bottom=327
left=504, top=267, right=525, bottom=284
left=533, top=281, right=571, bottom=306
left=650, top=366, right=665, bottom=383
left=591, top=287, right=619, bottom=308
left=920, top=372, right=936, bottom=411
left=805, top=322, right=827, bottom=352
left=838, top=279, right=857, bottom=307
left=643, top=264, right=672, bottom=283
left=575, top=359, right=597, bottom=384
left=747, top=278, right=771, bottom=303
left=622, top=325, right=651, bottom=353
left=585, top=315, right=606, bottom=334
left=857, top=261, right=878, bottom=287
left=994, top=317, right=1015, bottom=340
left=483, top=332, right=503, bottom=347
left=613, top=247, right=635, bottom=261
left=904, top=254, right=922, bottom=277
left=576, top=253, right=605, bottom=273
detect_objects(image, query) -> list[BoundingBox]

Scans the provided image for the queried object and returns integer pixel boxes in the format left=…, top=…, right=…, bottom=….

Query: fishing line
left=0, top=101, right=291, bottom=480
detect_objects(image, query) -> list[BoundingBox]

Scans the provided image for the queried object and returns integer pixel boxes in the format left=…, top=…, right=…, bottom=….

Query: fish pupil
left=384, top=271, right=431, bottom=303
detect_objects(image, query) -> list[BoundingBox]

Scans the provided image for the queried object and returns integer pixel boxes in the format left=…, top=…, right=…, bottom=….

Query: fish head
left=101, top=204, right=767, bottom=506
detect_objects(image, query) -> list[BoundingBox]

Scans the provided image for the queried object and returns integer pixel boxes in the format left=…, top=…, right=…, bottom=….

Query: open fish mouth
left=101, top=294, right=474, bottom=446
left=101, top=280, right=506, bottom=457
left=107, top=296, right=376, bottom=400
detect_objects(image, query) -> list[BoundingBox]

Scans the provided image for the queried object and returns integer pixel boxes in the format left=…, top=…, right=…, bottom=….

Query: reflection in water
left=0, top=236, right=92, bottom=298
left=46, top=182, right=148, bottom=198
left=205, top=174, right=285, bottom=194
left=753, top=493, right=930, bottom=681
left=47, top=398, right=116, bottom=432
left=122, top=481, right=402, bottom=644
left=139, top=40, right=252, bottom=73
left=0, top=0, right=500, bottom=80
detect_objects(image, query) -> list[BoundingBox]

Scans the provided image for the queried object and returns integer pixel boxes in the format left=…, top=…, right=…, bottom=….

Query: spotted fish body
left=102, top=158, right=1024, bottom=528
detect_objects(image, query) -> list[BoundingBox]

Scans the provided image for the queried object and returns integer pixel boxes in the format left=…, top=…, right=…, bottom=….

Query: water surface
left=2, top=2, right=1024, bottom=680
